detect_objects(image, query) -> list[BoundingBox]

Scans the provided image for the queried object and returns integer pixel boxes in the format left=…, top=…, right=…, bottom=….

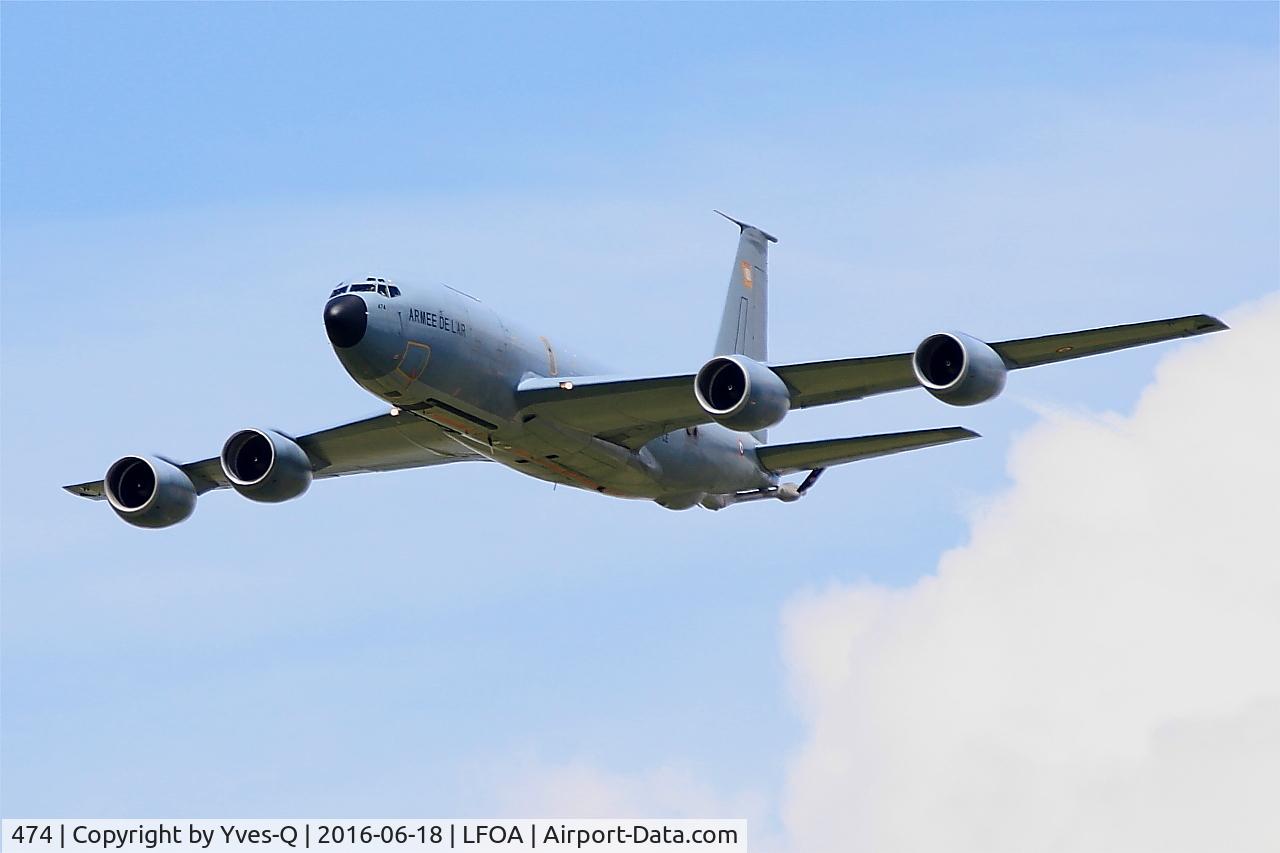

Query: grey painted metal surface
left=712, top=210, right=775, bottom=363
left=65, top=215, right=1228, bottom=526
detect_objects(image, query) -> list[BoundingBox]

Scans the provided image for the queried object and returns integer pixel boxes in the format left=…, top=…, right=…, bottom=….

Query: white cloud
left=781, top=293, right=1280, bottom=852
left=490, top=761, right=761, bottom=820
left=488, top=296, right=1280, bottom=852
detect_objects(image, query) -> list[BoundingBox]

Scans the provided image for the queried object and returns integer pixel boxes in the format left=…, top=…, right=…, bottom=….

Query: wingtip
left=64, top=482, right=107, bottom=500
left=1199, top=314, right=1229, bottom=332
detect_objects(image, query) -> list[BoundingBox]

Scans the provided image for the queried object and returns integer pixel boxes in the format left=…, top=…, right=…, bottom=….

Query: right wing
left=755, top=426, right=979, bottom=474
left=64, top=412, right=484, bottom=500
left=514, top=313, right=1226, bottom=447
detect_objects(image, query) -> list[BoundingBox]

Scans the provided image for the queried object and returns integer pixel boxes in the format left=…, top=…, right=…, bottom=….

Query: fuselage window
left=350, top=283, right=377, bottom=292
left=330, top=286, right=348, bottom=297
left=388, top=286, right=401, bottom=298
left=377, top=284, right=389, bottom=297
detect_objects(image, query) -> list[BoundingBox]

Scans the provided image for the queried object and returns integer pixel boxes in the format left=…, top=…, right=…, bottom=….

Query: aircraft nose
left=324, top=294, right=368, bottom=348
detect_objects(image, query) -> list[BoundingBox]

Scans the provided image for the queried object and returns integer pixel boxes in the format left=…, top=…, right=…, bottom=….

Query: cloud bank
left=503, top=295, right=1280, bottom=853
left=781, top=293, right=1280, bottom=852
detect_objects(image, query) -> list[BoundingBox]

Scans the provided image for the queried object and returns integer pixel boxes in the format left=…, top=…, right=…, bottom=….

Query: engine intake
left=221, top=428, right=313, bottom=503
left=104, top=455, right=197, bottom=528
left=912, top=331, right=1008, bottom=406
left=694, top=355, right=790, bottom=432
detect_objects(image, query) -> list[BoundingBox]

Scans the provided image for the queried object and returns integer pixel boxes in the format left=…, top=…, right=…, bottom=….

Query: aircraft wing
left=774, top=312, right=1226, bottom=408
left=755, top=427, right=979, bottom=474
left=64, top=412, right=484, bottom=500
left=515, top=313, right=1225, bottom=448
left=987, top=313, right=1227, bottom=368
left=514, top=374, right=698, bottom=450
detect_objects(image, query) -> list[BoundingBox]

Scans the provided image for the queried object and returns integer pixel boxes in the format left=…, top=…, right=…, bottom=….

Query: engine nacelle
left=694, top=354, right=790, bottom=432
left=220, top=428, right=313, bottom=503
left=912, top=331, right=1008, bottom=406
left=104, top=455, right=197, bottom=528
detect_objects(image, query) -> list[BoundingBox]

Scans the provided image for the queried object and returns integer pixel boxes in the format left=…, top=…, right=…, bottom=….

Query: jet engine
left=912, top=331, right=1008, bottom=406
left=220, top=428, right=313, bottom=503
left=104, top=455, right=197, bottom=529
left=694, top=354, right=790, bottom=432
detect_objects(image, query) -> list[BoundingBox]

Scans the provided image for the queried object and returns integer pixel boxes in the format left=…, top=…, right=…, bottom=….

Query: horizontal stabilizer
left=756, top=426, right=979, bottom=474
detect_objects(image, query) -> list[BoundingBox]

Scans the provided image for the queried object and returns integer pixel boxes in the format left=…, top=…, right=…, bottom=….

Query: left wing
left=64, top=412, right=483, bottom=500
left=515, top=313, right=1226, bottom=447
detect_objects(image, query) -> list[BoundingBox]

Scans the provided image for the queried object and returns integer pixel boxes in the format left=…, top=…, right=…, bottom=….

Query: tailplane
left=713, top=211, right=776, bottom=363
left=756, top=427, right=980, bottom=474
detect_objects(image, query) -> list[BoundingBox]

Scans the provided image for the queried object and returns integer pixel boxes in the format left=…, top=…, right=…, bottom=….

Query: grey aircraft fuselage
left=327, top=280, right=772, bottom=509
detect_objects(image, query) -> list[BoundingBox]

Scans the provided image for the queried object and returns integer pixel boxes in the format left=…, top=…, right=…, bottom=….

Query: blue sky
left=2, top=2, right=1276, bottom=835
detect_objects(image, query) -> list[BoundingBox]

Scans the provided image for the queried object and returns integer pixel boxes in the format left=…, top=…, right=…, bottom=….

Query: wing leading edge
left=64, top=412, right=484, bottom=500
left=515, top=313, right=1226, bottom=447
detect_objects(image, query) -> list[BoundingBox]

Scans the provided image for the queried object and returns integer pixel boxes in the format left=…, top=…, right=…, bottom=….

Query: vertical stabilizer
left=713, top=211, right=776, bottom=363
left=712, top=212, right=777, bottom=442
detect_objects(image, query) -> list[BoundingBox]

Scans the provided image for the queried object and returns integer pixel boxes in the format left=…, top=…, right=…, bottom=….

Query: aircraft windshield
left=331, top=280, right=401, bottom=298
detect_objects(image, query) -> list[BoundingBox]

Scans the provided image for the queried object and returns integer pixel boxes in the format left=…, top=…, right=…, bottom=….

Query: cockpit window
left=335, top=281, right=399, bottom=297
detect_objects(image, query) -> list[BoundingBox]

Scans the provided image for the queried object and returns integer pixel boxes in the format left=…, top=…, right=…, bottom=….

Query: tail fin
left=713, top=211, right=776, bottom=363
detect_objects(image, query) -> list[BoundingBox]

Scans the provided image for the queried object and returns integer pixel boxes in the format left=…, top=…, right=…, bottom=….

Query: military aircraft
left=66, top=213, right=1226, bottom=527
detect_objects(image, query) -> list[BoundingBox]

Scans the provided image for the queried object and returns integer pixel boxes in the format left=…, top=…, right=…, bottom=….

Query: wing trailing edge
left=756, top=426, right=979, bottom=475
